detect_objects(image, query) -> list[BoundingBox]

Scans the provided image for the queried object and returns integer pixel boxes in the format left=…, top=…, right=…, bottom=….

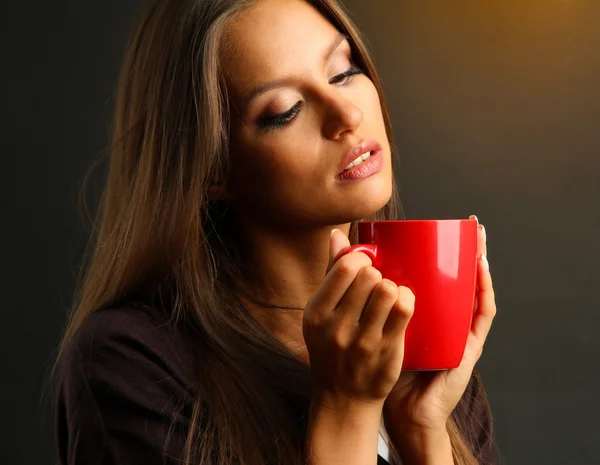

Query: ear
left=207, top=184, right=232, bottom=201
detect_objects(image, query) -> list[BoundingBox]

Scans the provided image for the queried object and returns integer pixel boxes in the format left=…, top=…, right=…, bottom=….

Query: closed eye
left=257, top=101, right=304, bottom=132
left=329, top=65, right=364, bottom=85
left=256, top=66, right=365, bottom=132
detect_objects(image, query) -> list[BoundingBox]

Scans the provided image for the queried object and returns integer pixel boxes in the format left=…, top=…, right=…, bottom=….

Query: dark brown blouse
left=56, top=305, right=495, bottom=464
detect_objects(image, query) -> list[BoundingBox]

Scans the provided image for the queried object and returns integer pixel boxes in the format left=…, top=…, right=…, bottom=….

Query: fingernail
left=482, top=225, right=487, bottom=242
left=330, top=228, right=339, bottom=237
left=470, top=215, right=479, bottom=224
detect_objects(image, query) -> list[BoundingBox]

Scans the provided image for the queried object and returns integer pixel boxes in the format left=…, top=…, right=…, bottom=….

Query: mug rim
left=358, top=218, right=476, bottom=223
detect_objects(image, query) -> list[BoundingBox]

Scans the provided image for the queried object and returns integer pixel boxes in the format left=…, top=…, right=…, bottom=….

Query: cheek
left=362, top=84, right=386, bottom=126
left=228, top=138, right=312, bottom=201
left=360, top=84, right=392, bottom=158
left=241, top=143, right=301, bottom=177
left=236, top=119, right=321, bottom=176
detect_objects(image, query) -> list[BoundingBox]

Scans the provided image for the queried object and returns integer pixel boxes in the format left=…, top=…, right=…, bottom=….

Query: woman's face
left=222, top=0, right=393, bottom=231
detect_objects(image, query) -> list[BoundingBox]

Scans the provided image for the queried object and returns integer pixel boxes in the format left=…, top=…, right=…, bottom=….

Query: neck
left=235, top=218, right=352, bottom=359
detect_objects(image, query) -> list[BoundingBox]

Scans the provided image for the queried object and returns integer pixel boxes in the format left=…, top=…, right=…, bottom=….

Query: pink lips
left=336, top=140, right=384, bottom=182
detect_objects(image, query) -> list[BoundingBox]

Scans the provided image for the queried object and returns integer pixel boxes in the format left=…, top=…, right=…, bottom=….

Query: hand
left=382, top=216, right=497, bottom=433
left=302, top=229, right=415, bottom=411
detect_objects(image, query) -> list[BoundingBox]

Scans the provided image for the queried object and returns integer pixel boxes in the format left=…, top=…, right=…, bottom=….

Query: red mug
left=347, top=219, right=478, bottom=370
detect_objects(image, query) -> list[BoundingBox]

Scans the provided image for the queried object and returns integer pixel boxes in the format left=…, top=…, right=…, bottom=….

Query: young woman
left=55, top=0, right=497, bottom=464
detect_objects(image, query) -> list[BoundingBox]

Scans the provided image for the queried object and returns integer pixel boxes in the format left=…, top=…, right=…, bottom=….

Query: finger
left=481, top=224, right=488, bottom=257
left=334, top=266, right=382, bottom=325
left=473, top=254, right=495, bottom=338
left=380, top=285, right=415, bottom=338
left=359, top=281, right=408, bottom=340
left=463, top=254, right=496, bottom=362
left=327, top=228, right=351, bottom=274
left=469, top=215, right=485, bottom=258
left=310, top=252, right=373, bottom=313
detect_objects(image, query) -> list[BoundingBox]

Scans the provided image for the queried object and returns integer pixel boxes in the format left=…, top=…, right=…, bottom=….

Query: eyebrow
left=240, top=33, right=349, bottom=110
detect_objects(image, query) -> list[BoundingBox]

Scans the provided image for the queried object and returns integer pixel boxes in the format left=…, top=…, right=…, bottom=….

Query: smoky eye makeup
left=253, top=41, right=365, bottom=133
left=257, top=101, right=304, bottom=131
left=255, top=63, right=365, bottom=132
left=328, top=65, right=363, bottom=85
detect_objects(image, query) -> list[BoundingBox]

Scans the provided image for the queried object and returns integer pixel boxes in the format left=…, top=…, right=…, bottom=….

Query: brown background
left=342, top=1, right=600, bottom=462
left=2, top=0, right=598, bottom=464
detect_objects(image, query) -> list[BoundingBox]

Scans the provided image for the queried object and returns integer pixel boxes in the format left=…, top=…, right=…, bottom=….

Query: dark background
left=2, top=0, right=599, bottom=464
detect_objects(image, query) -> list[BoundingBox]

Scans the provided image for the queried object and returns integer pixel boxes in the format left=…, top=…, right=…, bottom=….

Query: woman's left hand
left=382, top=216, right=497, bottom=435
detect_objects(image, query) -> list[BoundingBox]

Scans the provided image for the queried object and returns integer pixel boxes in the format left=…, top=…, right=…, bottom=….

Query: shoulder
left=59, top=304, right=195, bottom=396
left=66, top=304, right=178, bottom=354
left=56, top=304, right=196, bottom=464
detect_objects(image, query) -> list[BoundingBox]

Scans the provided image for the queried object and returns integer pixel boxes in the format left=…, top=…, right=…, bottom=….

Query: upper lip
left=337, top=140, right=382, bottom=174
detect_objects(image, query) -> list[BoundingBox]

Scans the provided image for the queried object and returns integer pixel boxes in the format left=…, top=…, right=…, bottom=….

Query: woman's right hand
left=302, top=228, right=415, bottom=411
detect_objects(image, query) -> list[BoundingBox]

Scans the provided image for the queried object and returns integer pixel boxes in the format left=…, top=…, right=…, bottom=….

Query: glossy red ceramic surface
left=347, top=219, right=478, bottom=370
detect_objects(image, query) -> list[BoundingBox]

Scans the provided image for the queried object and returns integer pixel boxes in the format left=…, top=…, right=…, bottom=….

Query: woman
left=55, top=0, right=497, bottom=464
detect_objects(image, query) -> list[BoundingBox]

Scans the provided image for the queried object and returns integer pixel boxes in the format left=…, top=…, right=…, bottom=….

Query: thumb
left=327, top=228, right=351, bottom=274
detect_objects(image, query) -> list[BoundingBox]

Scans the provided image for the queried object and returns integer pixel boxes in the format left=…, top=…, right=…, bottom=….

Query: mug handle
left=344, top=244, right=378, bottom=263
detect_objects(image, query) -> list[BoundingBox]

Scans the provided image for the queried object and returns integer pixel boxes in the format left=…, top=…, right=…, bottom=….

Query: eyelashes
left=257, top=65, right=365, bottom=132
left=257, top=101, right=304, bottom=131
left=329, top=65, right=364, bottom=86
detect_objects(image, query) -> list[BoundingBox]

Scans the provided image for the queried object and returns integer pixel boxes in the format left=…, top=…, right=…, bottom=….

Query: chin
left=336, top=178, right=393, bottom=223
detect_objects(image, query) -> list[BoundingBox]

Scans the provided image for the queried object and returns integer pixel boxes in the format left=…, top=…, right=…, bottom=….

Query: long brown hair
left=57, top=0, right=487, bottom=464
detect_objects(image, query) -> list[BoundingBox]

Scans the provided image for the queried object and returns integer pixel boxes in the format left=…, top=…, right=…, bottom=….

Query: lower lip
left=336, top=150, right=384, bottom=182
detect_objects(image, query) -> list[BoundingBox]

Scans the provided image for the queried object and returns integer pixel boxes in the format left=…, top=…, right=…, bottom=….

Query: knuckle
left=330, top=326, right=350, bottom=350
left=303, top=311, right=323, bottom=331
left=359, top=266, right=383, bottom=284
left=335, top=254, right=373, bottom=280
left=396, top=287, right=416, bottom=314
left=376, top=279, right=399, bottom=301
left=334, top=259, right=355, bottom=279
left=353, top=251, right=374, bottom=267
left=396, top=302, right=414, bottom=319
left=335, top=254, right=370, bottom=278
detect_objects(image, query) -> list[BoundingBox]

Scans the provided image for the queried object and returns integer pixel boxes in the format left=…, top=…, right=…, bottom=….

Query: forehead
left=222, top=0, right=341, bottom=97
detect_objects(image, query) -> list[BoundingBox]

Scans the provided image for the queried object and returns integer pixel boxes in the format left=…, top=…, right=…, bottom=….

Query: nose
left=322, top=92, right=364, bottom=140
